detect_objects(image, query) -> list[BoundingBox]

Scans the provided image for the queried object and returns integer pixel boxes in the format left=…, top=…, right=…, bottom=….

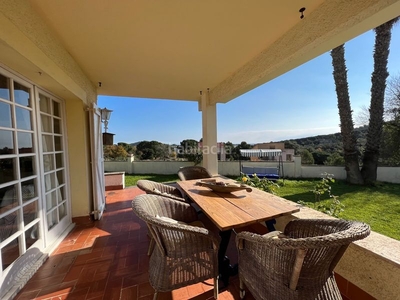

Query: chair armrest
left=236, top=231, right=283, bottom=250
left=283, top=219, right=371, bottom=245
left=152, top=190, right=186, bottom=202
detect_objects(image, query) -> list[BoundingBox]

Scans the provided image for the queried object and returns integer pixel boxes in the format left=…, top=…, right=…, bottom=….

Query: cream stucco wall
left=0, top=1, right=98, bottom=218
left=0, top=0, right=97, bottom=103
left=65, top=99, right=92, bottom=217
left=132, top=161, right=193, bottom=175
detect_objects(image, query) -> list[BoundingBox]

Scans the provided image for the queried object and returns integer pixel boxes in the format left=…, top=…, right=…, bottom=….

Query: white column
left=200, top=90, right=218, bottom=175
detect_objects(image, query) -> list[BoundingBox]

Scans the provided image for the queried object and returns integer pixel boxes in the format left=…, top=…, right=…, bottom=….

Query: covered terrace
left=2, top=0, right=400, bottom=176
left=0, top=0, right=400, bottom=299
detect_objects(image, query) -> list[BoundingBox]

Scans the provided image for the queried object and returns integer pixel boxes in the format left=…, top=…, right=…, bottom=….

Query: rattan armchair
left=177, top=166, right=212, bottom=181
left=137, top=180, right=187, bottom=255
left=236, top=219, right=370, bottom=300
left=137, top=179, right=186, bottom=202
left=132, top=194, right=220, bottom=300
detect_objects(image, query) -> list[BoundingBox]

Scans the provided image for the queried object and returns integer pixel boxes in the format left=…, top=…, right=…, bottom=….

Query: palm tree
left=361, top=17, right=399, bottom=183
left=331, top=17, right=399, bottom=184
left=330, top=45, right=364, bottom=184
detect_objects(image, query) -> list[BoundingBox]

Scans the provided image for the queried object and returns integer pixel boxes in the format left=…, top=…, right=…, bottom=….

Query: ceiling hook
left=299, top=7, right=306, bottom=19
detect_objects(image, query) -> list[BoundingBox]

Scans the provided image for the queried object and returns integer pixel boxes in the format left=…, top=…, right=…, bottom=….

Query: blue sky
left=98, top=25, right=400, bottom=145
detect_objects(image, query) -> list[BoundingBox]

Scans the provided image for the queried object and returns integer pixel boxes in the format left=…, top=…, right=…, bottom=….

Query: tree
left=355, top=105, right=370, bottom=127
left=178, top=139, right=202, bottom=164
left=385, top=73, right=400, bottom=119
left=330, top=17, right=399, bottom=184
left=118, top=142, right=134, bottom=154
left=380, top=74, right=400, bottom=166
left=361, top=18, right=399, bottom=183
left=325, top=152, right=345, bottom=166
left=312, top=150, right=330, bottom=165
left=232, top=141, right=252, bottom=160
left=136, top=140, right=169, bottom=160
left=300, top=149, right=314, bottom=165
left=380, top=121, right=400, bottom=165
left=154, top=143, right=170, bottom=160
left=224, top=141, right=235, bottom=160
left=140, top=148, right=155, bottom=160
left=284, top=141, right=300, bottom=154
left=103, top=145, right=128, bottom=160
left=331, top=44, right=364, bottom=184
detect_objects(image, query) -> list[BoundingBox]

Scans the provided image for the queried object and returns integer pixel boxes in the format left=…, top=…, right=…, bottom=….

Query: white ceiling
left=27, top=0, right=400, bottom=103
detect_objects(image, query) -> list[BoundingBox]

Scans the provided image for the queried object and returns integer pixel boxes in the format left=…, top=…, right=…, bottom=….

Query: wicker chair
left=177, top=166, right=212, bottom=181
left=236, top=219, right=370, bottom=300
left=132, top=194, right=220, bottom=300
left=137, top=180, right=188, bottom=255
left=137, top=179, right=186, bottom=202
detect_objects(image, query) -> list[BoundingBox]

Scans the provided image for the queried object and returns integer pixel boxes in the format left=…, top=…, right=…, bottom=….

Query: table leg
left=265, top=219, right=276, bottom=232
left=218, top=229, right=233, bottom=287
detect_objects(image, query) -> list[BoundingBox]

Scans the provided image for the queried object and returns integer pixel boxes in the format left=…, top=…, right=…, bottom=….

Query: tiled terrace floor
left=15, top=187, right=250, bottom=300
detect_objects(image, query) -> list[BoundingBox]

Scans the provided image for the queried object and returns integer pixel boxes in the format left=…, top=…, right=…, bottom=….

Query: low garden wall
left=104, top=172, right=125, bottom=191
left=132, top=161, right=193, bottom=174
left=104, top=158, right=400, bottom=183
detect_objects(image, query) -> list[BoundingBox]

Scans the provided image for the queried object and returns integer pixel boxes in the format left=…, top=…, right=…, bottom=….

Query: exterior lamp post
left=100, top=107, right=114, bottom=145
left=101, top=107, right=113, bottom=133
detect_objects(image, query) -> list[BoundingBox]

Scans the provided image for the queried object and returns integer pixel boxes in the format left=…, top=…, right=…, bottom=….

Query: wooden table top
left=177, top=177, right=300, bottom=231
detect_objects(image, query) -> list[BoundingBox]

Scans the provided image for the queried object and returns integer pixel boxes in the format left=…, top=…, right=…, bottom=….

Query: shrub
left=237, top=173, right=280, bottom=194
left=298, top=173, right=345, bottom=218
left=310, top=172, right=335, bottom=201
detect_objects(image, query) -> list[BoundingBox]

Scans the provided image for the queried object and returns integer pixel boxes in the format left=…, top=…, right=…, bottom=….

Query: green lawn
left=125, top=174, right=180, bottom=187
left=276, top=179, right=400, bottom=241
left=125, top=174, right=400, bottom=240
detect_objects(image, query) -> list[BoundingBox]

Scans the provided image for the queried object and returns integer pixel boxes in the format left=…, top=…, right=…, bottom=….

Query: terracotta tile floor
left=15, top=187, right=252, bottom=300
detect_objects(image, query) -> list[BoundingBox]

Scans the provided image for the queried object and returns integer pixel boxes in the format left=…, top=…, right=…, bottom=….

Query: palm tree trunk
left=331, top=45, right=364, bottom=184
left=361, top=18, right=399, bottom=184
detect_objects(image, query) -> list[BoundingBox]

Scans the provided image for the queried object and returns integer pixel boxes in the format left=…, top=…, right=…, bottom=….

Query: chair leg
left=147, top=237, right=155, bottom=256
left=239, top=279, right=246, bottom=299
left=214, top=276, right=219, bottom=299
left=153, top=291, right=158, bottom=300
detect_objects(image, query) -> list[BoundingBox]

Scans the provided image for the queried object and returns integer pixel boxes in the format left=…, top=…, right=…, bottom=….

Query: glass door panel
left=37, top=90, right=69, bottom=242
left=0, top=70, right=42, bottom=275
left=0, top=74, right=10, bottom=101
left=0, top=67, right=70, bottom=282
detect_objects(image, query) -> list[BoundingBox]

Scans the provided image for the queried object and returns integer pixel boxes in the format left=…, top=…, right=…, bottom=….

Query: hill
left=124, top=126, right=369, bottom=156
left=280, top=125, right=368, bottom=156
left=129, top=141, right=141, bottom=147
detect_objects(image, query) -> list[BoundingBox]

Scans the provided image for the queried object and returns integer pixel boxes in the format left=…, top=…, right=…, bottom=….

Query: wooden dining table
left=177, top=176, right=300, bottom=286
left=177, top=177, right=300, bottom=231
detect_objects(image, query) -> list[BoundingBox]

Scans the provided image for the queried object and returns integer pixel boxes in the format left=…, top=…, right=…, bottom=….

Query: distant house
left=252, top=142, right=294, bottom=162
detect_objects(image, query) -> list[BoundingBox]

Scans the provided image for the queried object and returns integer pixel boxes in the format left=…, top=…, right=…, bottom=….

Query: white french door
left=36, top=89, right=70, bottom=243
left=0, top=70, right=43, bottom=275
left=0, top=67, right=70, bottom=280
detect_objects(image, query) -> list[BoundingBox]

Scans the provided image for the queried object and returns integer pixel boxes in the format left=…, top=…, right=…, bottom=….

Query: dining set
left=132, top=166, right=370, bottom=300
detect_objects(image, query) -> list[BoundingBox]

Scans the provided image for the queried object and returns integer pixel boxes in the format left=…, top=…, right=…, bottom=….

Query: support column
left=200, top=90, right=218, bottom=175
left=293, top=155, right=302, bottom=178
